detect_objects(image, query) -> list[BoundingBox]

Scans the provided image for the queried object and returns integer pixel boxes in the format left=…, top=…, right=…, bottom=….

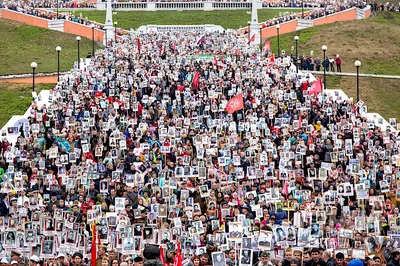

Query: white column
left=103, top=0, right=115, bottom=45
left=249, top=0, right=260, bottom=45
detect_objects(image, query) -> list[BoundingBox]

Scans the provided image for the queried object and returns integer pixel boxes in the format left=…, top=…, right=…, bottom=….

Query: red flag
left=91, top=223, right=97, bottom=266
left=267, top=54, right=275, bottom=65
left=137, top=37, right=141, bottom=54
left=247, top=34, right=255, bottom=45
left=283, top=180, right=289, bottom=196
left=298, top=115, right=302, bottom=129
left=213, top=56, right=218, bottom=67
left=309, top=78, right=323, bottom=96
left=159, top=45, right=163, bottom=56
left=225, top=94, right=244, bottom=114
left=263, top=40, right=271, bottom=51
left=174, top=243, right=183, bottom=266
left=192, top=71, right=200, bottom=89
left=160, top=246, right=169, bottom=266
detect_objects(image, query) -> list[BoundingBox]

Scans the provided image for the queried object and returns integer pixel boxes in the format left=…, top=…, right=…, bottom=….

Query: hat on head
left=57, top=254, right=66, bottom=259
left=260, top=252, right=269, bottom=258
left=0, top=258, right=9, bottom=264
left=348, top=259, right=363, bottom=266
left=72, top=253, right=83, bottom=259
left=143, top=245, right=159, bottom=260
left=10, top=261, right=18, bottom=265
left=30, top=255, right=40, bottom=263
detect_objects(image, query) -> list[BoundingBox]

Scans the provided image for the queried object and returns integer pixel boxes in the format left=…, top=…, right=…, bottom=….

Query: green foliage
left=0, top=18, right=101, bottom=75
left=0, top=83, right=54, bottom=127
left=76, top=8, right=303, bottom=30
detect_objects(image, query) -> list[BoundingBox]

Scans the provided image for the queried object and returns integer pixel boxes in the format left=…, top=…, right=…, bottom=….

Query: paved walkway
left=303, top=70, right=400, bottom=79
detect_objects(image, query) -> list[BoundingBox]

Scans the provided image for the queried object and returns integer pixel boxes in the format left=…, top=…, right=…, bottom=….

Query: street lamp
left=114, top=21, right=118, bottom=42
left=355, top=60, right=361, bottom=103
left=322, top=45, right=327, bottom=90
left=56, top=0, right=59, bottom=19
left=302, top=0, right=304, bottom=18
left=276, top=24, right=280, bottom=57
left=259, top=25, right=263, bottom=51
left=31, top=62, right=37, bottom=92
left=247, top=21, right=251, bottom=41
left=56, top=46, right=62, bottom=82
left=294, top=35, right=299, bottom=73
left=76, top=36, right=81, bottom=69
left=91, top=23, right=95, bottom=57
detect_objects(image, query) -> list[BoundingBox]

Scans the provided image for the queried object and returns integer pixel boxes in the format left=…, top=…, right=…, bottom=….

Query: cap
left=72, top=253, right=83, bottom=259
left=260, top=252, right=269, bottom=258
left=10, top=261, right=18, bottom=265
left=348, top=259, right=363, bottom=266
left=57, top=254, right=66, bottom=259
left=30, top=255, right=40, bottom=262
left=0, top=258, right=9, bottom=264
left=143, top=245, right=159, bottom=260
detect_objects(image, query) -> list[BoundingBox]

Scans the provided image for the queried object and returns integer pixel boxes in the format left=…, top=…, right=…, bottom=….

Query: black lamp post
left=276, top=24, right=280, bottom=57
left=247, top=21, right=251, bottom=41
left=56, top=0, right=59, bottom=19
left=31, top=62, right=37, bottom=92
left=56, top=46, right=61, bottom=82
left=302, top=0, right=304, bottom=18
left=294, top=35, right=299, bottom=73
left=91, top=23, right=95, bottom=57
left=114, top=21, right=118, bottom=43
left=322, top=45, right=327, bottom=90
left=76, top=36, right=81, bottom=69
left=259, top=25, right=262, bottom=51
left=355, top=60, right=361, bottom=103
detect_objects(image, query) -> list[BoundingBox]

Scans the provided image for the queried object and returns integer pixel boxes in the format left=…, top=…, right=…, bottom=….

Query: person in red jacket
left=336, top=55, right=342, bottom=72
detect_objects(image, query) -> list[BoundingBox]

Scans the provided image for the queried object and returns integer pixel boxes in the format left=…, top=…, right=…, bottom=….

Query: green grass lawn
left=0, top=18, right=101, bottom=76
left=74, top=8, right=303, bottom=30
left=0, top=83, right=55, bottom=127
left=268, top=11, right=400, bottom=75
left=321, top=75, right=400, bottom=119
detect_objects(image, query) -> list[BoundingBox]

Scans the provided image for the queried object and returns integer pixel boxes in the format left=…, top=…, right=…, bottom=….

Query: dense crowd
left=0, top=12, right=400, bottom=266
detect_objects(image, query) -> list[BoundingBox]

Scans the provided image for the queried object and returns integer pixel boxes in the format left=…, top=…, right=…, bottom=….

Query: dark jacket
left=387, top=259, right=399, bottom=266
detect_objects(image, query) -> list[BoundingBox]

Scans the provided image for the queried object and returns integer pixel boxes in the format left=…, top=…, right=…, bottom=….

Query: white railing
left=137, top=24, right=225, bottom=33
left=97, top=0, right=262, bottom=10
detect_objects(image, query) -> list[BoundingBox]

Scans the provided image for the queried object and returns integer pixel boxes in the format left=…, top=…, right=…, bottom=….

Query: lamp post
left=56, top=0, right=59, bottom=19
left=91, top=23, right=95, bottom=57
left=302, top=0, right=304, bottom=18
left=114, top=22, right=118, bottom=43
left=322, top=45, right=327, bottom=90
left=76, top=36, right=81, bottom=69
left=247, top=21, right=251, bottom=41
left=355, top=60, right=361, bottom=103
left=259, top=25, right=263, bottom=51
left=294, top=35, right=299, bottom=73
left=31, top=62, right=37, bottom=92
left=56, top=46, right=62, bottom=82
left=276, top=24, right=280, bottom=57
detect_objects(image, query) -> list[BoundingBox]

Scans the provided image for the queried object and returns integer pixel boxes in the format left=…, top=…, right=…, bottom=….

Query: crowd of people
left=2, top=3, right=116, bottom=32
left=0, top=5, right=400, bottom=266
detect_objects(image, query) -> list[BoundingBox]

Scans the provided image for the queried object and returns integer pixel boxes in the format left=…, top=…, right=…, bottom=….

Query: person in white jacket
left=16, top=190, right=29, bottom=207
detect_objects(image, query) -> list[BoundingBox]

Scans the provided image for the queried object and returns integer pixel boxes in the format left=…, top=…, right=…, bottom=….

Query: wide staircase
left=356, top=8, right=365, bottom=19
left=48, top=19, right=65, bottom=31
left=296, top=18, right=313, bottom=30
